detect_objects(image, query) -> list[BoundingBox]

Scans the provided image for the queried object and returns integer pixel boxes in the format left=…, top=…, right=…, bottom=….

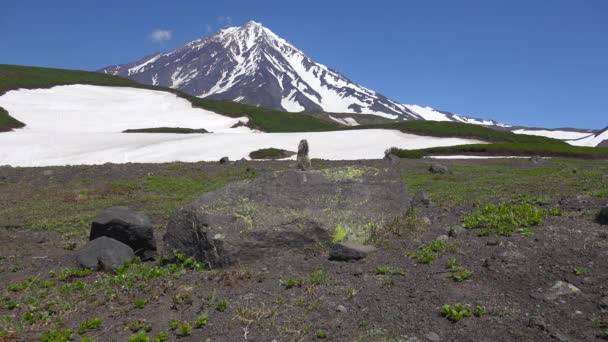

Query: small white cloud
left=149, top=29, right=172, bottom=44
left=218, top=16, right=233, bottom=26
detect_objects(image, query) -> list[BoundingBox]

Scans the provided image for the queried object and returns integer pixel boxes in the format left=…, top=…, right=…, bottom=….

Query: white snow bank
left=566, top=130, right=608, bottom=147
left=0, top=85, right=250, bottom=133
left=512, top=129, right=593, bottom=141
left=0, top=85, right=486, bottom=167
left=0, top=129, right=485, bottom=167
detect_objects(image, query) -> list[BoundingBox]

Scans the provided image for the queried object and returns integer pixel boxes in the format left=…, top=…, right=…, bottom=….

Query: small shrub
left=128, top=319, right=152, bottom=333
left=475, top=306, right=486, bottom=317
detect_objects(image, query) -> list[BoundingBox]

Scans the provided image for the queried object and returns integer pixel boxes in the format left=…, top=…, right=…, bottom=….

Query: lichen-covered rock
left=163, top=166, right=409, bottom=268
left=90, top=206, right=157, bottom=260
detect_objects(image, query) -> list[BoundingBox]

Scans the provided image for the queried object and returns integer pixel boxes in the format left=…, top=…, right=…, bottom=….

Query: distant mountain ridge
left=100, top=21, right=505, bottom=126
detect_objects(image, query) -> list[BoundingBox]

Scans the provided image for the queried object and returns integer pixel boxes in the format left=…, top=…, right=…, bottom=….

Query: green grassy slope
left=0, top=64, right=339, bottom=132
left=350, top=121, right=565, bottom=144
left=390, top=143, right=608, bottom=159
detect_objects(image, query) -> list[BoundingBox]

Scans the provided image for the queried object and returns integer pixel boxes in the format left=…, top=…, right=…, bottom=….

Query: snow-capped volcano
left=101, top=21, right=502, bottom=125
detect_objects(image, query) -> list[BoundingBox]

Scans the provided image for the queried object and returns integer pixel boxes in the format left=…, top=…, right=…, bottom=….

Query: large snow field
left=0, top=85, right=250, bottom=133
left=0, top=85, right=486, bottom=167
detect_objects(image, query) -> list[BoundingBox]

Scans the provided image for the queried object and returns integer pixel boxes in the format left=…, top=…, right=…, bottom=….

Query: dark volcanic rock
left=219, top=157, right=230, bottom=164
left=411, top=191, right=431, bottom=208
left=383, top=152, right=400, bottom=166
left=77, top=236, right=135, bottom=272
left=296, top=139, right=311, bottom=171
left=329, top=242, right=377, bottom=261
left=429, top=164, right=449, bottom=174
left=597, top=207, right=608, bottom=225
left=90, top=207, right=157, bottom=260
left=164, top=166, right=408, bottom=268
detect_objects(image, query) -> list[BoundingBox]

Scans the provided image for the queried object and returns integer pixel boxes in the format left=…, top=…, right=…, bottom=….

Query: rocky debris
left=529, top=155, right=544, bottom=165
left=77, top=236, right=134, bottom=272
left=219, top=156, right=230, bottom=164
left=329, top=242, right=377, bottom=261
left=336, top=305, right=347, bottom=313
left=599, top=296, right=608, bottom=310
left=296, top=139, right=311, bottom=171
left=42, top=170, right=54, bottom=177
left=425, top=332, right=441, bottom=342
left=164, top=166, right=408, bottom=268
left=436, top=235, right=449, bottom=242
left=383, top=151, right=400, bottom=165
left=411, top=191, right=431, bottom=208
left=528, top=317, right=548, bottom=331
left=534, top=281, right=581, bottom=301
left=90, top=206, right=157, bottom=260
left=448, top=225, right=465, bottom=238
left=597, top=207, right=608, bottom=224
left=429, top=164, right=449, bottom=174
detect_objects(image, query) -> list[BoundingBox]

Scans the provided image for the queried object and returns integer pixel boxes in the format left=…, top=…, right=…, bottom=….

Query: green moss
left=332, top=224, right=348, bottom=243
left=317, top=166, right=367, bottom=181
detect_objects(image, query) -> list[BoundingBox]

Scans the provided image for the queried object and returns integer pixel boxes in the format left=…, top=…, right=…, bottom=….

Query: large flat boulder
left=77, top=236, right=135, bottom=272
left=163, top=166, right=409, bottom=268
left=90, top=206, right=157, bottom=260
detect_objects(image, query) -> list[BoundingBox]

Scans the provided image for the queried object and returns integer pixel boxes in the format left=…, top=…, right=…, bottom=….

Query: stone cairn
left=296, top=139, right=311, bottom=171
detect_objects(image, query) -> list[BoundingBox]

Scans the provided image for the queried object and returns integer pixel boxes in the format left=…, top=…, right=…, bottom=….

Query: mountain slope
left=101, top=21, right=503, bottom=125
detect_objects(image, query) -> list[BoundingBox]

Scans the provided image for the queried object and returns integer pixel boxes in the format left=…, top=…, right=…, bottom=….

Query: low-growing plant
left=128, top=319, right=152, bottom=333
left=408, top=239, right=458, bottom=264
left=308, top=269, right=329, bottom=286
left=58, top=268, right=92, bottom=281
left=442, top=303, right=472, bottom=322
left=78, top=317, right=103, bottom=334
left=134, top=299, right=148, bottom=309
left=195, top=313, right=209, bottom=328
left=316, top=328, right=327, bottom=339
left=463, top=201, right=545, bottom=236
left=281, top=277, right=304, bottom=289
left=40, top=328, right=74, bottom=342
left=128, top=331, right=167, bottom=342
left=475, top=306, right=486, bottom=317
left=216, top=299, right=227, bottom=312
left=574, top=267, right=591, bottom=276
left=176, top=321, right=192, bottom=337
left=374, top=265, right=406, bottom=276
left=449, top=269, right=473, bottom=282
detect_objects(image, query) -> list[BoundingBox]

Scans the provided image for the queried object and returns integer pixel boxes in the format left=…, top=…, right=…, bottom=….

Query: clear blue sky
left=2, top=0, right=607, bottom=129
